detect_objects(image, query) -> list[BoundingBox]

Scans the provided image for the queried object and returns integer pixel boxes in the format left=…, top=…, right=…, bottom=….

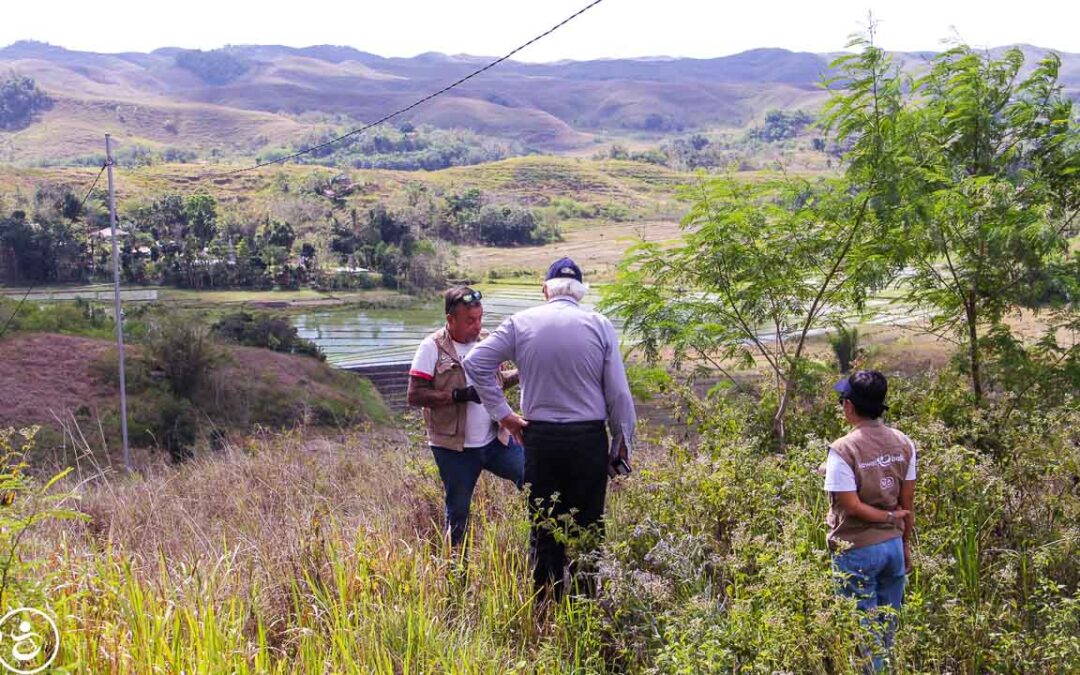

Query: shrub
left=828, top=324, right=861, bottom=373
left=0, top=75, right=52, bottom=131
left=211, top=311, right=324, bottom=360
left=144, top=315, right=220, bottom=399
left=0, top=427, right=80, bottom=612
left=588, top=371, right=1080, bottom=672
left=474, top=204, right=555, bottom=246
left=0, top=298, right=113, bottom=339
left=174, top=49, right=250, bottom=85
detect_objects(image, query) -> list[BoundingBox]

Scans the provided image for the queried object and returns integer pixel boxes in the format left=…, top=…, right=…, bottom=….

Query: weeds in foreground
left=8, top=370, right=1080, bottom=673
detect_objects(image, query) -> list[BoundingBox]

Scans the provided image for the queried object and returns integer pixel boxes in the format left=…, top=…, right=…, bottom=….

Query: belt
left=526, top=419, right=605, bottom=430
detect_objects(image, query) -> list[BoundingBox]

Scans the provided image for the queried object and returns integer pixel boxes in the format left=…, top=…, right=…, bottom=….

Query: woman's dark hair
left=846, top=370, right=888, bottom=419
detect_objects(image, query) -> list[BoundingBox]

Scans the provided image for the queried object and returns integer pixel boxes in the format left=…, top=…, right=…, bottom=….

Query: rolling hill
left=1, top=40, right=1078, bottom=165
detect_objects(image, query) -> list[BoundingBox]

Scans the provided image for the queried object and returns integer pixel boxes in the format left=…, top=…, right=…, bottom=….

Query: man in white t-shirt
left=406, top=286, right=523, bottom=547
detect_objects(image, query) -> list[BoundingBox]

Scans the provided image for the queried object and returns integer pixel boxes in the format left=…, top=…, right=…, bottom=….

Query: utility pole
left=105, top=134, right=131, bottom=472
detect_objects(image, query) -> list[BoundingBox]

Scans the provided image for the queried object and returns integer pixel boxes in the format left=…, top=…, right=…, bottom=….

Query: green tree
left=262, top=220, right=296, bottom=251
left=444, top=188, right=483, bottom=240
left=475, top=204, right=548, bottom=246
left=182, top=194, right=217, bottom=247
left=826, top=41, right=1080, bottom=403
left=603, top=176, right=892, bottom=446
left=0, top=75, right=52, bottom=131
left=602, top=37, right=910, bottom=446
left=748, top=109, right=814, bottom=142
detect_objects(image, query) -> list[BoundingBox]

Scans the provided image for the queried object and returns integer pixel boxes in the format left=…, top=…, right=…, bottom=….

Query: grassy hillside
left=0, top=95, right=311, bottom=165
left=0, top=154, right=681, bottom=195
left=8, top=356, right=1077, bottom=672
left=0, top=329, right=388, bottom=465
left=5, top=41, right=1075, bottom=165
left=0, top=155, right=824, bottom=282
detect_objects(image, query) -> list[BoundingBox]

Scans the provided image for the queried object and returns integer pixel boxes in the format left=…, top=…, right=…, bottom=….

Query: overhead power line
left=0, top=163, right=108, bottom=341
left=204, top=0, right=605, bottom=178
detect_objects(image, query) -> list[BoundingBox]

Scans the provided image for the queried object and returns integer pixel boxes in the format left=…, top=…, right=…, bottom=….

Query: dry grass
left=24, top=419, right=617, bottom=672
left=457, top=219, right=684, bottom=280
left=0, top=332, right=115, bottom=428
left=38, top=426, right=426, bottom=611
left=0, top=95, right=310, bottom=165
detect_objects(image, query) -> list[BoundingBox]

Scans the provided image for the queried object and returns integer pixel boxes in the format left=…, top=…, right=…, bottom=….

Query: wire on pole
left=200, top=0, right=605, bottom=179
left=0, top=163, right=107, bottom=341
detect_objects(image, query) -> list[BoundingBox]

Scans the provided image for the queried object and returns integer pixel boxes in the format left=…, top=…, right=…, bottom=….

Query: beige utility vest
left=421, top=327, right=509, bottom=452
left=827, top=420, right=913, bottom=551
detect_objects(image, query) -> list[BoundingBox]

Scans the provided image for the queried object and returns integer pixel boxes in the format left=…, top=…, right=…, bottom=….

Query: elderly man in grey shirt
left=463, top=256, right=636, bottom=599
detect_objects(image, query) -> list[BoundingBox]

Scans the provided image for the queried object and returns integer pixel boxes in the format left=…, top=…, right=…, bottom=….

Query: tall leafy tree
left=182, top=194, right=218, bottom=247
left=603, top=38, right=909, bottom=446
left=603, top=175, right=892, bottom=446
left=828, top=43, right=1080, bottom=402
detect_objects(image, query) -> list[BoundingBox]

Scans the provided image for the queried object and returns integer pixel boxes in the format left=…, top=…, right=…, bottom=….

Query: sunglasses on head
left=449, top=289, right=483, bottom=308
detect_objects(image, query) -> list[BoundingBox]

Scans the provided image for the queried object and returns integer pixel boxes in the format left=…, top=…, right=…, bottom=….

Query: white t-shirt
left=824, top=435, right=918, bottom=492
left=410, top=336, right=497, bottom=449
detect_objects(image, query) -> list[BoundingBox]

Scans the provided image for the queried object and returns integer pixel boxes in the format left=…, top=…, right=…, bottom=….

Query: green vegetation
left=1, top=34, right=1078, bottom=675
left=0, top=296, right=113, bottom=339
left=0, top=74, right=51, bottom=131
left=0, top=427, right=80, bottom=616
left=604, top=40, right=1079, bottom=445
left=116, top=312, right=385, bottom=461
left=599, top=123, right=830, bottom=174
left=828, top=324, right=861, bottom=373
left=1, top=165, right=568, bottom=294
left=174, top=48, right=251, bottom=85
left=211, top=310, right=324, bottom=359
left=2, top=365, right=1075, bottom=671
left=0, top=299, right=386, bottom=462
left=746, top=108, right=815, bottom=142
left=821, top=43, right=1080, bottom=402
left=260, top=124, right=526, bottom=171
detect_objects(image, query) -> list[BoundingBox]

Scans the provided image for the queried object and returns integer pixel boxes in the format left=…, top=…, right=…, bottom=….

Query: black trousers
left=523, top=420, right=609, bottom=598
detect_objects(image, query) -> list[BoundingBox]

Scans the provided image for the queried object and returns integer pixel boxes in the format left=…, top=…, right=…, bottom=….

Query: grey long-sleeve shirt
left=462, top=296, right=636, bottom=457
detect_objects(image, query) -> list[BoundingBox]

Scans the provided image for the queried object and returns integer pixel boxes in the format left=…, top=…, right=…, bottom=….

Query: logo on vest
left=858, top=453, right=903, bottom=470
left=880, top=476, right=896, bottom=490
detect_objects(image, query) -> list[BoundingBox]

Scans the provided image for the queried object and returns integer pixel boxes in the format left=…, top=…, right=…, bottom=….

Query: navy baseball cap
left=834, top=370, right=889, bottom=412
left=545, top=257, right=583, bottom=282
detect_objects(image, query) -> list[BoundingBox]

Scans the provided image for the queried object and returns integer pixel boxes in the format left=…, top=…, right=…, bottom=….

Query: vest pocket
left=430, top=403, right=459, bottom=436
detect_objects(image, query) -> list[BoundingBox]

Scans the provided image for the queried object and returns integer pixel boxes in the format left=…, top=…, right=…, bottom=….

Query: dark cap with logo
left=834, top=370, right=889, bottom=417
left=545, top=257, right=583, bottom=283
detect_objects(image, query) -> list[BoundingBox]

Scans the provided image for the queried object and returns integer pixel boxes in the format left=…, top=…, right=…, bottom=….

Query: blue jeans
left=430, top=437, right=524, bottom=546
left=833, top=536, right=907, bottom=673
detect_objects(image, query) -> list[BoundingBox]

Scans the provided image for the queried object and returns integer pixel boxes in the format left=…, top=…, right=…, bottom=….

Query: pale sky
left=3, top=0, right=1078, bottom=61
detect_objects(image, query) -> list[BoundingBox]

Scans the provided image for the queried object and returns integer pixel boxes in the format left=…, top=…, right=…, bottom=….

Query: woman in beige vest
left=824, top=370, right=916, bottom=673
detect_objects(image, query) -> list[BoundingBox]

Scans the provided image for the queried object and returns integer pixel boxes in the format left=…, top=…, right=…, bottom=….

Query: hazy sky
left=4, top=0, right=1078, bottom=61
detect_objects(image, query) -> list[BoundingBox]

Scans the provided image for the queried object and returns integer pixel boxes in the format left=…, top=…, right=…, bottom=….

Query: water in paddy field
left=291, top=284, right=612, bottom=369
left=292, top=283, right=921, bottom=370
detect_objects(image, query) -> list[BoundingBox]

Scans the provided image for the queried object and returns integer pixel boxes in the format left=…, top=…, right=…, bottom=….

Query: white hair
left=543, top=277, right=588, bottom=302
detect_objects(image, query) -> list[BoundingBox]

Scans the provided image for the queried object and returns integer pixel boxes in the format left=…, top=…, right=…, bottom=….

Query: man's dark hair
left=444, top=286, right=482, bottom=315
left=846, top=370, right=889, bottom=419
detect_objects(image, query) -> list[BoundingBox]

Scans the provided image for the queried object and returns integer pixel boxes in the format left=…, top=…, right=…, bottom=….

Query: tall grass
left=30, top=426, right=613, bottom=673
left=11, top=370, right=1080, bottom=672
